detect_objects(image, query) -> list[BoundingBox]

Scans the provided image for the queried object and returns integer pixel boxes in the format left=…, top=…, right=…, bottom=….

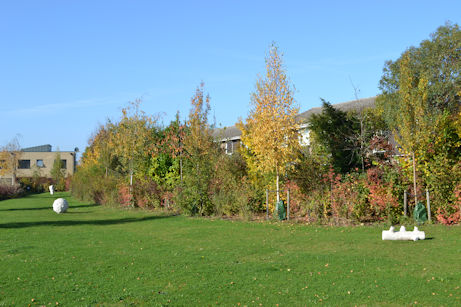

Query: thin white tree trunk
left=276, top=169, right=280, bottom=203
left=412, top=152, right=418, bottom=205
left=180, top=156, right=183, bottom=183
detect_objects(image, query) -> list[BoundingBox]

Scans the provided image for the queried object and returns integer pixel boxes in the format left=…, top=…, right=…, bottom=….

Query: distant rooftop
left=296, top=96, right=376, bottom=123
left=212, top=96, right=377, bottom=140
left=21, top=144, right=52, bottom=152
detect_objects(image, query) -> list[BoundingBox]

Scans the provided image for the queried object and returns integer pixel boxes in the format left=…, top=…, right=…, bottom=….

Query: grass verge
left=1, top=193, right=460, bottom=306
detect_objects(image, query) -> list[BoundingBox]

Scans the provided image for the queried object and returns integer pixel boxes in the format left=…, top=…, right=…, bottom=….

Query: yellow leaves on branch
left=395, top=52, right=431, bottom=154
left=0, top=151, right=11, bottom=176
left=238, top=44, right=300, bottom=175
left=0, top=136, right=22, bottom=177
left=184, top=82, right=213, bottom=158
left=80, top=99, right=159, bottom=175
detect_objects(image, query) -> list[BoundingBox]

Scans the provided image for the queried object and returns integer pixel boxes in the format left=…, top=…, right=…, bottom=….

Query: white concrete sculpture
left=49, top=185, right=55, bottom=195
left=53, top=198, right=69, bottom=214
left=382, top=226, right=425, bottom=241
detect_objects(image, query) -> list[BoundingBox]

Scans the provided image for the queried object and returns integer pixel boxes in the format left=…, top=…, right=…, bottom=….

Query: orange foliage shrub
left=436, top=184, right=461, bottom=225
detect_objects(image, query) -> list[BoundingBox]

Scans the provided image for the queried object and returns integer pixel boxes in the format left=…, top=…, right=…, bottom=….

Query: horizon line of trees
left=4, top=23, right=459, bottom=224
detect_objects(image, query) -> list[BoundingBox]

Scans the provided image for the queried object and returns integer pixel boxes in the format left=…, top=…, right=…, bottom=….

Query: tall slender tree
left=51, top=151, right=66, bottom=190
left=111, top=99, right=158, bottom=186
left=238, top=43, right=299, bottom=203
left=395, top=52, right=431, bottom=205
left=181, top=82, right=217, bottom=215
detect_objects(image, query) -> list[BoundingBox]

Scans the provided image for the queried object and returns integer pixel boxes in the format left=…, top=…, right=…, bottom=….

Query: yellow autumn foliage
left=238, top=44, right=300, bottom=200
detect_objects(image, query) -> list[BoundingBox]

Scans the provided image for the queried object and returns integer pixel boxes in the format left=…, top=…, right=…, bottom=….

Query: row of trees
left=72, top=23, right=460, bottom=224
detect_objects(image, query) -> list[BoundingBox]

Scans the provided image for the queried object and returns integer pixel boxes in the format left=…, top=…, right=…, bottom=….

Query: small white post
left=426, top=189, right=431, bottom=222
left=404, top=190, right=408, bottom=217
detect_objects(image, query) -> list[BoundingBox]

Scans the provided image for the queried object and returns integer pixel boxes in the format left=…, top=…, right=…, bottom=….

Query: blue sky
left=1, top=0, right=459, bottom=158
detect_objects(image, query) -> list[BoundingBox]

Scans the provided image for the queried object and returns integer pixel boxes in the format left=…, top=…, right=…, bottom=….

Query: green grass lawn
left=1, top=193, right=460, bottom=306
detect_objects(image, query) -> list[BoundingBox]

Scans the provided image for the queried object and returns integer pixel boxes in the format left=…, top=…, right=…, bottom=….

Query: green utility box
left=414, top=202, right=428, bottom=223
left=276, top=200, right=286, bottom=221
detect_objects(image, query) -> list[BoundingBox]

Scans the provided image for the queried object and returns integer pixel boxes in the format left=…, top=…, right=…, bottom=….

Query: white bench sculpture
left=382, top=226, right=425, bottom=241
left=49, top=185, right=54, bottom=195
left=53, top=198, right=69, bottom=214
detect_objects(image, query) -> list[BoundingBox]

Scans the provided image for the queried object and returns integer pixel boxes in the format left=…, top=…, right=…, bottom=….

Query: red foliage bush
left=321, top=167, right=367, bottom=224
left=133, top=178, right=162, bottom=208
left=284, top=180, right=303, bottom=215
left=65, top=176, right=72, bottom=191
left=118, top=184, right=132, bottom=207
left=366, top=167, right=399, bottom=216
left=436, top=184, right=461, bottom=225
left=0, top=184, right=24, bottom=200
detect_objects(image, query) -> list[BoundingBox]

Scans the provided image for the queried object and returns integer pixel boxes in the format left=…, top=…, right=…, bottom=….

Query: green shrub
left=72, top=164, right=120, bottom=206
left=426, top=157, right=461, bottom=217
left=18, top=177, right=46, bottom=193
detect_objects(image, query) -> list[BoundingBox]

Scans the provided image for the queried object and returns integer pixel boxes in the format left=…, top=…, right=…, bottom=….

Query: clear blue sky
left=1, top=0, right=459, bottom=158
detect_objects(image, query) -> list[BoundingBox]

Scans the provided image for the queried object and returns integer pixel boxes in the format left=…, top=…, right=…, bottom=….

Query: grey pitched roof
left=296, top=96, right=376, bottom=123
left=213, top=96, right=377, bottom=141
left=212, top=125, right=242, bottom=140
left=21, top=144, right=52, bottom=152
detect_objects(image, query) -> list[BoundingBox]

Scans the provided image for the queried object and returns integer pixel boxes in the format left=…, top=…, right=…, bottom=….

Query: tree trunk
left=11, top=152, right=17, bottom=185
left=412, top=152, right=418, bottom=205
left=276, top=168, right=280, bottom=203
left=360, top=116, right=365, bottom=172
left=180, top=156, right=183, bottom=183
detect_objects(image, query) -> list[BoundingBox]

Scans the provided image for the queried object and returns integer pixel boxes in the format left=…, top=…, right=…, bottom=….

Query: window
left=0, top=159, right=5, bottom=169
left=18, top=160, right=31, bottom=169
left=36, top=159, right=44, bottom=168
left=225, top=141, right=234, bottom=155
left=60, top=159, right=67, bottom=169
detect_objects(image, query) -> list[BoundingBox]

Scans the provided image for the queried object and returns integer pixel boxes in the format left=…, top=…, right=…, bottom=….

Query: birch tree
left=238, top=44, right=299, bottom=202
left=395, top=52, right=431, bottom=205
left=111, top=99, right=158, bottom=186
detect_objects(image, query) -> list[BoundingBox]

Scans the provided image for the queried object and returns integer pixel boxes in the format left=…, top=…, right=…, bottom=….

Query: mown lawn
left=0, top=193, right=460, bottom=306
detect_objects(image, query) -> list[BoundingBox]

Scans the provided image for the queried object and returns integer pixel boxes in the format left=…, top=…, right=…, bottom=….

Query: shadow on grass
left=19, top=193, right=70, bottom=199
left=0, top=203, right=100, bottom=212
left=0, top=215, right=175, bottom=229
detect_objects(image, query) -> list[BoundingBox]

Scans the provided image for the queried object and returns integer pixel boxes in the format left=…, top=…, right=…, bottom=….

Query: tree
left=377, top=23, right=461, bottom=208
left=0, top=136, right=22, bottom=185
left=348, top=82, right=390, bottom=171
left=308, top=100, right=361, bottom=174
left=82, top=124, right=119, bottom=177
left=393, top=52, right=433, bottom=205
left=377, top=22, right=461, bottom=128
left=160, top=111, right=186, bottom=183
left=111, top=99, right=159, bottom=186
left=238, top=43, right=299, bottom=203
left=51, top=152, right=66, bottom=190
left=180, top=82, right=218, bottom=215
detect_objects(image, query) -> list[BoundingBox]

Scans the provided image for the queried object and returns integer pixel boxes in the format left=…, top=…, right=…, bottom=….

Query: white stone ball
left=53, top=198, right=69, bottom=214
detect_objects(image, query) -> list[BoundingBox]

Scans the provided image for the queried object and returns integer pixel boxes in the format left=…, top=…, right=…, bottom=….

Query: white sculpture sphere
left=53, top=198, right=69, bottom=214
